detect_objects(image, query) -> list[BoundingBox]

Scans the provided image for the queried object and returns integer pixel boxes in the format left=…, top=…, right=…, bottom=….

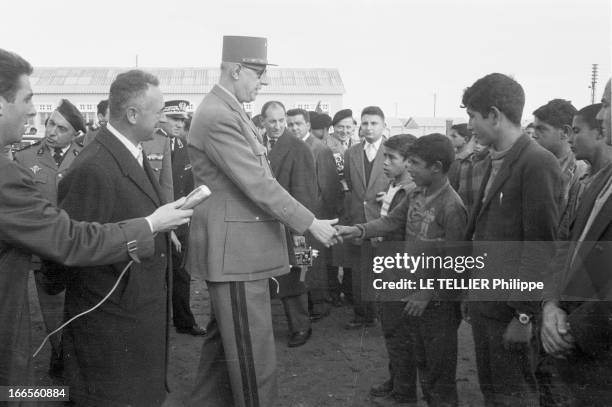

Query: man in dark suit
left=81, top=99, right=109, bottom=145
left=342, top=106, right=389, bottom=329
left=58, top=70, right=173, bottom=407
left=158, top=100, right=206, bottom=336
left=462, top=73, right=562, bottom=406
left=540, top=79, right=612, bottom=406
left=262, top=101, right=318, bottom=346
left=286, top=108, right=342, bottom=320
left=186, top=36, right=338, bottom=407
left=0, top=48, right=192, bottom=395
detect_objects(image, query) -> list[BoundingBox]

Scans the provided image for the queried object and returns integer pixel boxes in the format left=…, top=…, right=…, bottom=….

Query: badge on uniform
left=30, top=165, right=41, bottom=175
left=147, top=153, right=163, bottom=161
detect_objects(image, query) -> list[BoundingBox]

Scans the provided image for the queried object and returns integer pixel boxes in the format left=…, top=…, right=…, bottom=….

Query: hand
left=375, top=191, right=386, bottom=203
left=541, top=301, right=574, bottom=356
left=401, top=290, right=433, bottom=317
left=292, top=235, right=306, bottom=248
left=147, top=197, right=193, bottom=233
left=308, top=218, right=340, bottom=247
left=170, top=231, right=182, bottom=252
left=335, top=225, right=361, bottom=240
left=503, top=317, right=532, bottom=351
left=461, top=301, right=471, bottom=323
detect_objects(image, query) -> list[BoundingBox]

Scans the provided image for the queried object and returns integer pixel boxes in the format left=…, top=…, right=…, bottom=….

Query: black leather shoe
left=370, top=379, right=393, bottom=397
left=176, top=325, right=207, bottom=336
left=288, top=328, right=312, bottom=347
left=344, top=319, right=364, bottom=329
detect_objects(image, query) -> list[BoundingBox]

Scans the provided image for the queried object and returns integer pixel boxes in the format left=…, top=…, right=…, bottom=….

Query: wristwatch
left=515, top=312, right=532, bottom=325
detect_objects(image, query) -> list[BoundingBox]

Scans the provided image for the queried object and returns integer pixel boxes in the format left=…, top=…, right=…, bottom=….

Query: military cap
left=332, top=109, right=353, bottom=126
left=163, top=100, right=189, bottom=119
left=310, top=112, right=332, bottom=130
left=57, top=99, right=86, bottom=134
left=222, top=35, right=276, bottom=66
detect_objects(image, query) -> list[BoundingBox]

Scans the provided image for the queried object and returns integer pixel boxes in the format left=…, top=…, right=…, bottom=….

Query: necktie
left=53, top=147, right=63, bottom=166
left=269, top=138, right=276, bottom=150
left=365, top=143, right=376, bottom=162
left=136, top=145, right=143, bottom=167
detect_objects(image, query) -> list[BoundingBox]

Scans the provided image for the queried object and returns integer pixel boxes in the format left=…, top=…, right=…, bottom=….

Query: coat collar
left=349, top=140, right=385, bottom=190
left=476, top=134, right=532, bottom=217
left=95, top=127, right=162, bottom=207
left=211, top=85, right=263, bottom=144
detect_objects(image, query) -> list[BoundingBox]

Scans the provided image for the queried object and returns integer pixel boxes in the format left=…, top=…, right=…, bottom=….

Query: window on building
left=243, top=103, right=254, bottom=114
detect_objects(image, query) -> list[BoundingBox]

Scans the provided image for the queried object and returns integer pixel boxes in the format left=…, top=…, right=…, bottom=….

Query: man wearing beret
left=186, top=35, right=339, bottom=407
left=14, top=97, right=88, bottom=378
left=0, top=48, right=192, bottom=396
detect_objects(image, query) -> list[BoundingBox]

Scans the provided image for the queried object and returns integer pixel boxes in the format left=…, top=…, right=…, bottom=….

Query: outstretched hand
left=335, top=225, right=361, bottom=240
left=308, top=218, right=341, bottom=247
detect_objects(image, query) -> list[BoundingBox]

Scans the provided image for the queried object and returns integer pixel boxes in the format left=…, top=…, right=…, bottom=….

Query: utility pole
left=135, top=55, right=139, bottom=68
left=433, top=93, right=437, bottom=118
left=590, top=64, right=599, bottom=104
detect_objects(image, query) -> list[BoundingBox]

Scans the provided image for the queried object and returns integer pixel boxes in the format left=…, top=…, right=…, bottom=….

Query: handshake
left=307, top=219, right=363, bottom=247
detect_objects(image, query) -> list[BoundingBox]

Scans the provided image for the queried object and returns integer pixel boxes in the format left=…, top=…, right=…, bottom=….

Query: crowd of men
left=0, top=34, right=610, bottom=407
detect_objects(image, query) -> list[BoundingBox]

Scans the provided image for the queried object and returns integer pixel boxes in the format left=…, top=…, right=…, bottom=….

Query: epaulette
left=14, top=139, right=42, bottom=152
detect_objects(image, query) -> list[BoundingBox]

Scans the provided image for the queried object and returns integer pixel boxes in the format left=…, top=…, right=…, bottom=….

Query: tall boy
left=462, top=73, right=562, bottom=406
left=338, top=134, right=467, bottom=406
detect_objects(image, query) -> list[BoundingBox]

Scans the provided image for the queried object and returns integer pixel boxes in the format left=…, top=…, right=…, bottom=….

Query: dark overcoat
left=58, top=127, right=170, bottom=407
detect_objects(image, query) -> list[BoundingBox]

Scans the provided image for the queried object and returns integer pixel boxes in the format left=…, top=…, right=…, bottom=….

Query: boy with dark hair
left=338, top=133, right=467, bottom=406
left=533, top=99, right=588, bottom=239
left=462, top=73, right=562, bottom=406
left=368, top=133, right=418, bottom=404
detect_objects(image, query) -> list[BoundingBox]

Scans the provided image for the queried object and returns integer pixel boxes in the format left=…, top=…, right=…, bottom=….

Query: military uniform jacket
left=57, top=127, right=171, bottom=406
left=186, top=84, right=314, bottom=282
left=0, top=153, right=154, bottom=391
left=14, top=140, right=83, bottom=204
left=142, top=133, right=173, bottom=203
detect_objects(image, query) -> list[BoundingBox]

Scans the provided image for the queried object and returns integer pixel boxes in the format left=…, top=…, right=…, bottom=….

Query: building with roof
left=385, top=116, right=466, bottom=137
left=28, top=67, right=345, bottom=134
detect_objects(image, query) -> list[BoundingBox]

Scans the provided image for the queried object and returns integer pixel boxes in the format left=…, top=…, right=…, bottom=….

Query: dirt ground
left=30, top=275, right=485, bottom=407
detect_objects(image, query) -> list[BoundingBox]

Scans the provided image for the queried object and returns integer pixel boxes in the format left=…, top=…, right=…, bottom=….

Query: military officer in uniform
left=187, top=35, right=339, bottom=407
left=142, top=109, right=173, bottom=203
left=159, top=100, right=206, bottom=336
left=14, top=98, right=87, bottom=378
left=15, top=98, right=86, bottom=204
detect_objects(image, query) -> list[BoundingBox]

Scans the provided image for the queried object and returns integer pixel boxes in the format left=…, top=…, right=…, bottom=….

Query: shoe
left=309, top=305, right=331, bottom=322
left=288, top=328, right=312, bottom=347
left=176, top=325, right=207, bottom=336
left=371, top=392, right=417, bottom=406
left=370, top=379, right=393, bottom=397
left=344, top=319, right=364, bottom=329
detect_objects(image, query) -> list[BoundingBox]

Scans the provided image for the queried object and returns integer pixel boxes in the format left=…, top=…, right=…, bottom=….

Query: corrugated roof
left=30, top=67, right=345, bottom=95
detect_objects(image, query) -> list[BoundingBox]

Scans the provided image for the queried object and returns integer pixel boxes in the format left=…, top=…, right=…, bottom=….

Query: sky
left=3, top=0, right=610, bottom=122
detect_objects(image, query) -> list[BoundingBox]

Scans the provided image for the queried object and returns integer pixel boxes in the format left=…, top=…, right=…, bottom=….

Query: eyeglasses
left=239, top=64, right=267, bottom=79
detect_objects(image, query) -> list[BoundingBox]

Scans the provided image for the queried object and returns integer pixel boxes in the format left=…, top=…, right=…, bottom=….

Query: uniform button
left=160, top=253, right=165, bottom=258
left=363, top=201, right=367, bottom=205
left=58, top=173, right=63, bottom=178
left=255, top=216, right=260, bottom=220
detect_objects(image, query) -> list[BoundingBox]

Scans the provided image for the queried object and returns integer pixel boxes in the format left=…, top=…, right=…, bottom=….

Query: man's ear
left=126, top=106, right=138, bottom=124
left=431, top=160, right=444, bottom=173
left=560, top=124, right=572, bottom=141
left=488, top=106, right=502, bottom=125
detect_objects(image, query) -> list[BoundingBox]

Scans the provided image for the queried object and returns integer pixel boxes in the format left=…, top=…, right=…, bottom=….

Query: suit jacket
left=142, top=132, right=173, bottom=203
left=0, top=153, right=153, bottom=391
left=14, top=140, right=84, bottom=204
left=304, top=134, right=343, bottom=218
left=465, top=134, right=562, bottom=320
left=559, top=163, right=612, bottom=359
left=266, top=130, right=317, bottom=260
left=58, top=127, right=170, bottom=407
left=186, top=84, right=314, bottom=282
left=344, top=140, right=389, bottom=225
